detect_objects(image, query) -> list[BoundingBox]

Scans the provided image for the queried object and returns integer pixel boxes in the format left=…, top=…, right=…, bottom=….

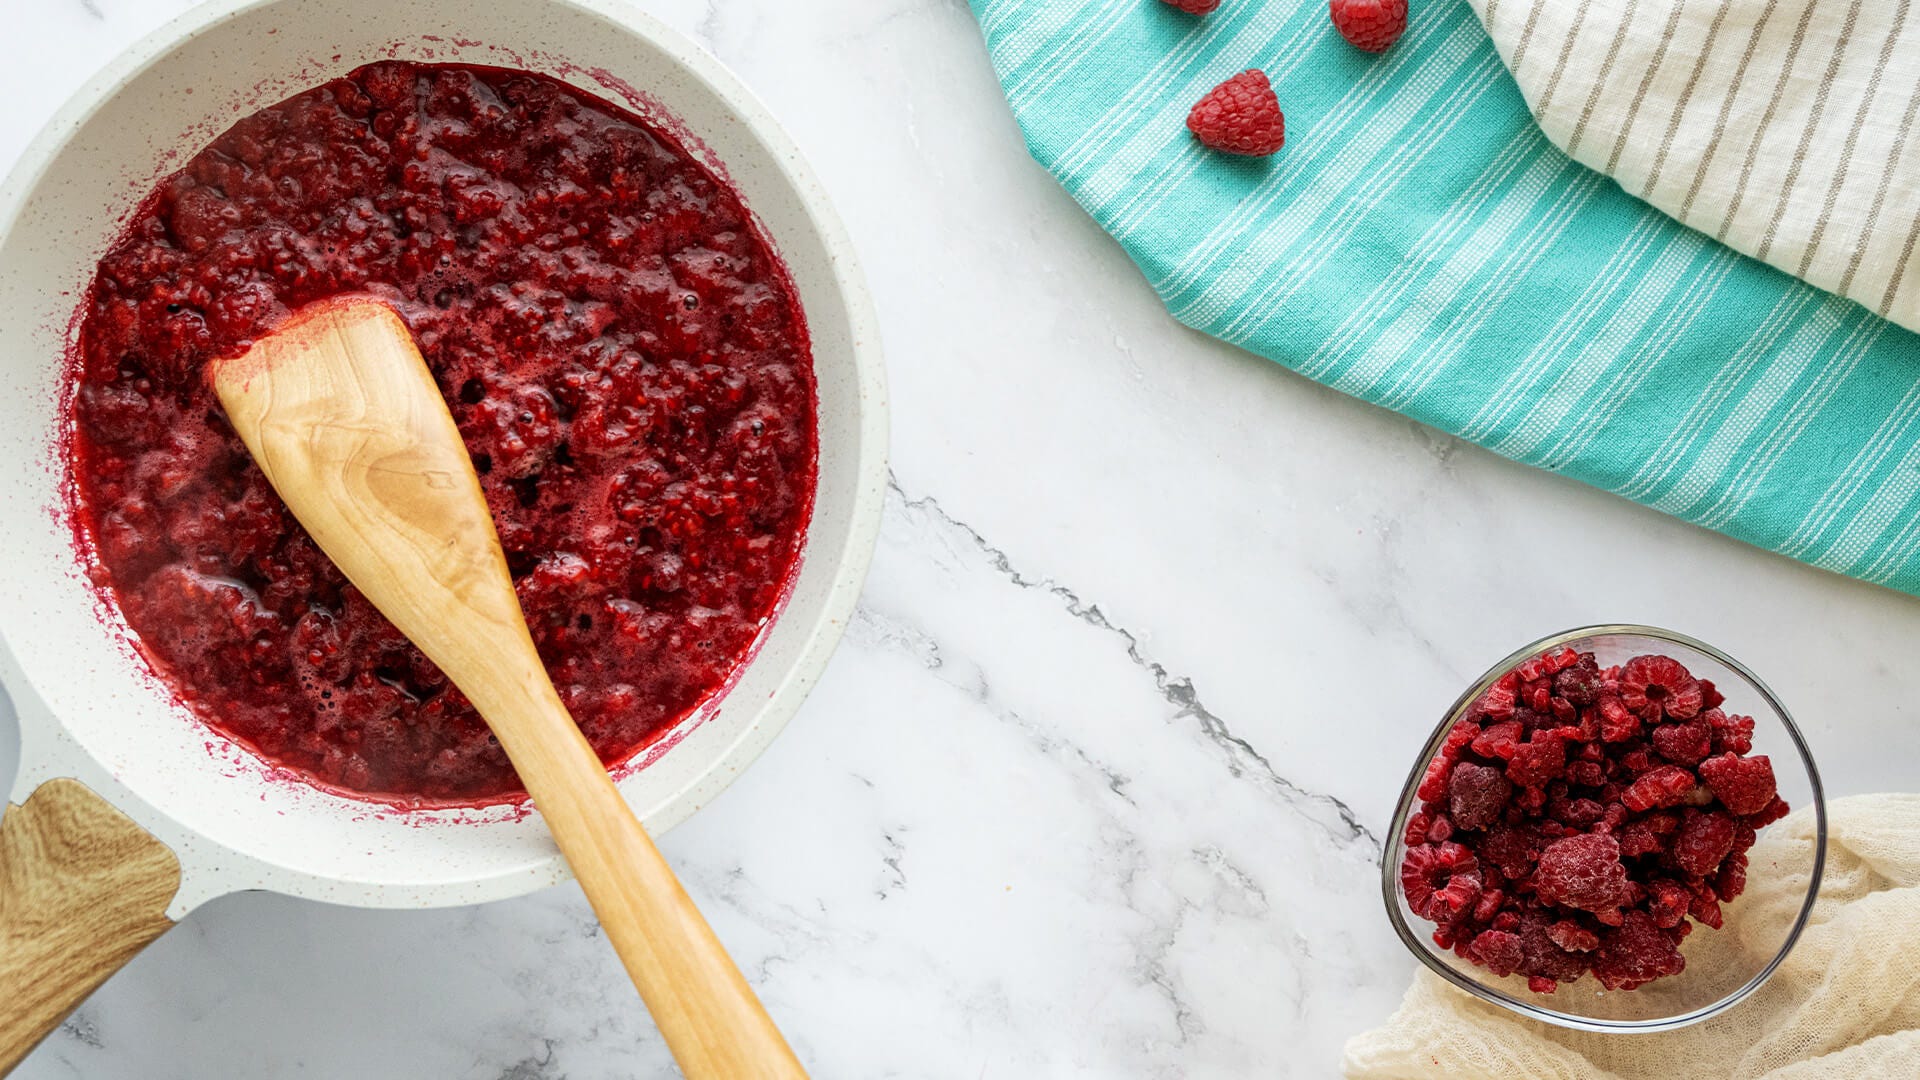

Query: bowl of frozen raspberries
left=1383, top=626, right=1827, bottom=1031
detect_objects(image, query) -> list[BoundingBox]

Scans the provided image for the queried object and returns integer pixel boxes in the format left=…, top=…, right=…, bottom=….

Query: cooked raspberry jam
left=1400, top=647, right=1787, bottom=992
left=66, top=62, right=816, bottom=805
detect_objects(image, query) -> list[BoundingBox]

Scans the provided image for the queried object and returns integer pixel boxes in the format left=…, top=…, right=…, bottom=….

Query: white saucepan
left=0, top=0, right=886, bottom=1066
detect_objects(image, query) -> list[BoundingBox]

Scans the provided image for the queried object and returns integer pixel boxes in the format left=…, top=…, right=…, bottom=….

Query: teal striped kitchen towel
left=969, top=0, right=1920, bottom=596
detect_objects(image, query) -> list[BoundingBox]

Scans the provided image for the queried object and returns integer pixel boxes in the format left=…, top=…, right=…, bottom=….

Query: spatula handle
left=0, top=778, right=180, bottom=1075
left=479, top=677, right=807, bottom=1078
left=213, top=298, right=805, bottom=1078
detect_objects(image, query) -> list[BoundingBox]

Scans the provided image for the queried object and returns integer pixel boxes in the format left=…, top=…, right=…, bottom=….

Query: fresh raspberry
left=1449, top=762, right=1511, bottom=831
left=1698, top=752, right=1776, bottom=816
left=1622, top=765, right=1697, bottom=812
left=1534, top=833, right=1631, bottom=922
left=1470, top=929, right=1525, bottom=977
left=1401, top=842, right=1482, bottom=923
left=1618, top=655, right=1704, bottom=720
left=1591, top=911, right=1685, bottom=991
left=1159, top=0, right=1221, bottom=12
left=1186, top=70, right=1285, bottom=156
left=1671, top=809, right=1737, bottom=878
left=1329, top=0, right=1409, bottom=53
left=1546, top=919, right=1600, bottom=952
left=1651, top=719, right=1713, bottom=767
left=1506, top=733, right=1567, bottom=788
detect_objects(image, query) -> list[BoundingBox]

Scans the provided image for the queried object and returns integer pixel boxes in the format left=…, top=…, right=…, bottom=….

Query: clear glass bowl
left=1381, top=625, right=1827, bottom=1032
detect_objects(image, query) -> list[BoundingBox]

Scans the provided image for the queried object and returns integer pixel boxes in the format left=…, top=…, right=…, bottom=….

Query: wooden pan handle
left=0, top=778, right=180, bottom=1074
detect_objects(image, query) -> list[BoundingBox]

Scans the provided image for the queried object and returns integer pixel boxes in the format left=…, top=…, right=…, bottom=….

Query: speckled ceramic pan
left=0, top=0, right=884, bottom=1058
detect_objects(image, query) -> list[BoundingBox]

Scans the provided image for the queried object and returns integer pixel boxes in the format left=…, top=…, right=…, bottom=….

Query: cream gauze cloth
left=1467, top=0, right=1920, bottom=334
left=1343, top=794, right=1920, bottom=1078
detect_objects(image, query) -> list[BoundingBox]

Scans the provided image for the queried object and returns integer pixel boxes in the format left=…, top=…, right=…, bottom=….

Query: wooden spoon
left=211, top=296, right=806, bottom=1079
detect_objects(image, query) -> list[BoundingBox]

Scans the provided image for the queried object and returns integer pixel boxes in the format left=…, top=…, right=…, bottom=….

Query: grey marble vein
left=887, top=474, right=1383, bottom=858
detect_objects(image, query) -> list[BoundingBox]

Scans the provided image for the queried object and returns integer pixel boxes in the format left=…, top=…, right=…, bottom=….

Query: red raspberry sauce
left=65, top=63, right=817, bottom=805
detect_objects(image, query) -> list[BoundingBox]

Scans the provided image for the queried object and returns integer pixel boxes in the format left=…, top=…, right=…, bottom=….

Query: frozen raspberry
left=1651, top=719, right=1713, bottom=767
left=1706, top=710, right=1755, bottom=755
left=1591, top=911, right=1685, bottom=990
left=1647, top=879, right=1692, bottom=928
left=1546, top=920, right=1600, bottom=952
left=1515, top=917, right=1588, bottom=985
left=1730, top=820, right=1758, bottom=855
left=1448, top=762, right=1512, bottom=831
left=1716, top=853, right=1748, bottom=902
left=1186, top=70, right=1286, bottom=156
left=1618, top=655, right=1704, bottom=720
left=1553, top=658, right=1604, bottom=707
left=1402, top=810, right=1433, bottom=846
left=1616, top=811, right=1679, bottom=857
left=1698, top=680, right=1725, bottom=710
left=1329, top=0, right=1409, bottom=53
left=1480, top=823, right=1544, bottom=878
left=1401, top=647, right=1793, bottom=993
left=1619, top=745, right=1658, bottom=776
left=1534, top=833, right=1631, bottom=922
left=1471, top=719, right=1525, bottom=760
left=1698, top=752, right=1776, bottom=816
left=1598, top=696, right=1641, bottom=742
left=1690, top=891, right=1724, bottom=929
left=1549, top=796, right=1605, bottom=829
left=1622, top=765, right=1697, bottom=812
left=1506, top=733, right=1567, bottom=788
left=1567, top=759, right=1606, bottom=787
left=1477, top=672, right=1520, bottom=720
left=1470, top=929, right=1525, bottom=977
left=1401, top=842, right=1482, bottom=923
left=1159, top=0, right=1221, bottom=11
left=1671, top=809, right=1736, bottom=878
left=1744, top=795, right=1791, bottom=829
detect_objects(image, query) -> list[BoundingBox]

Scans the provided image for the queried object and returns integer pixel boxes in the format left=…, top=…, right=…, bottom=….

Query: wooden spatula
left=211, top=295, right=806, bottom=1079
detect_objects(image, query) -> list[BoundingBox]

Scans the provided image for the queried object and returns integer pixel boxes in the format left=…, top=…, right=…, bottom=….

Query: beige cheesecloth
left=1343, top=794, right=1920, bottom=1078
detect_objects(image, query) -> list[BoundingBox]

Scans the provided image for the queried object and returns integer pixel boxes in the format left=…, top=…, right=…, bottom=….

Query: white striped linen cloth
left=1475, top=0, right=1920, bottom=333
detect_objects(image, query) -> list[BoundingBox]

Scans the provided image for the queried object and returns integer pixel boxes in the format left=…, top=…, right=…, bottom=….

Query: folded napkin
left=1343, top=794, right=1920, bottom=1078
left=1476, top=0, right=1920, bottom=334
left=967, top=1, right=1920, bottom=597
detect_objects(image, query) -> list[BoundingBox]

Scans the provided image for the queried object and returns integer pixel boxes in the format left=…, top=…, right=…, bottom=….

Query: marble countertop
left=5, top=0, right=1918, bottom=1076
